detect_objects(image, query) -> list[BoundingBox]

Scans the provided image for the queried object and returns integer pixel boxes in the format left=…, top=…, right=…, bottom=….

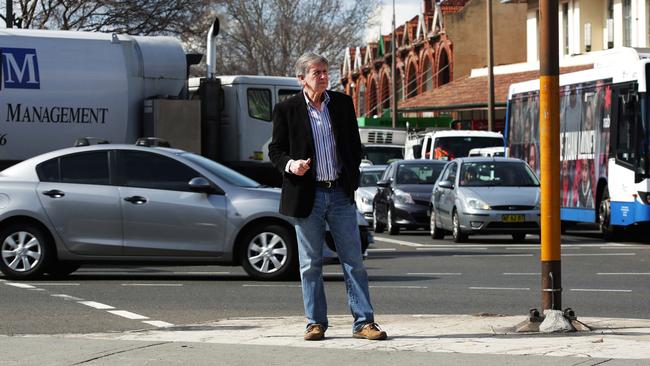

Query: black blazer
left=268, top=90, right=362, bottom=218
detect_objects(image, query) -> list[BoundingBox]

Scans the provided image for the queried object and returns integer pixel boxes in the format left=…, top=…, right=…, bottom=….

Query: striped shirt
left=304, top=91, right=339, bottom=181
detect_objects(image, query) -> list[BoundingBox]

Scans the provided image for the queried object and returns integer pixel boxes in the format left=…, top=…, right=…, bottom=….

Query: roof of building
left=398, top=64, right=593, bottom=112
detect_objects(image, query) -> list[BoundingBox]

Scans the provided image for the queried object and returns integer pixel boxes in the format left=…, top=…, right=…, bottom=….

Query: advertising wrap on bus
left=507, top=47, right=650, bottom=236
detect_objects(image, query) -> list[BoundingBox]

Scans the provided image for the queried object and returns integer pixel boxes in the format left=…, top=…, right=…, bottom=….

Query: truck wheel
left=0, top=223, right=53, bottom=280
left=240, top=224, right=298, bottom=280
left=372, top=206, right=385, bottom=233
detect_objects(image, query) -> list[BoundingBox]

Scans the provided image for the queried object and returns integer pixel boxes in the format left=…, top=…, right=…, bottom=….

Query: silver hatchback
left=429, top=157, right=540, bottom=242
left=0, top=143, right=369, bottom=280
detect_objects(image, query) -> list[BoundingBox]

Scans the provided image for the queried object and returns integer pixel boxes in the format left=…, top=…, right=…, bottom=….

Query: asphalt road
left=2, top=226, right=649, bottom=336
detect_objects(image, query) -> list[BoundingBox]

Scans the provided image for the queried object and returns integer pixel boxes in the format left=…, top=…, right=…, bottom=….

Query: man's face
left=300, top=62, right=329, bottom=94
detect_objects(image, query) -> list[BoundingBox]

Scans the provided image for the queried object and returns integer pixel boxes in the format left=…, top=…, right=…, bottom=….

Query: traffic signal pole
left=538, top=0, right=562, bottom=312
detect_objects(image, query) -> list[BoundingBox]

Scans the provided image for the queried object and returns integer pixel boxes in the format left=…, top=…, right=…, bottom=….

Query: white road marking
left=5, top=282, right=35, bottom=289
left=563, top=253, right=636, bottom=256
left=416, top=247, right=487, bottom=251
left=597, top=273, right=650, bottom=275
left=29, top=288, right=46, bottom=291
left=242, top=284, right=301, bottom=288
left=503, top=273, right=540, bottom=276
left=121, top=283, right=183, bottom=287
left=107, top=310, right=149, bottom=320
left=143, top=320, right=175, bottom=328
left=373, top=237, right=430, bottom=247
left=78, top=301, right=115, bottom=310
left=407, top=272, right=462, bottom=276
left=323, top=272, right=343, bottom=276
left=171, top=271, right=232, bottom=275
left=51, top=294, right=84, bottom=301
left=367, top=248, right=396, bottom=252
left=370, top=285, right=428, bottom=289
left=469, top=287, right=530, bottom=291
left=453, top=254, right=533, bottom=257
left=601, top=246, right=650, bottom=250
left=28, top=283, right=79, bottom=286
left=570, top=288, right=632, bottom=293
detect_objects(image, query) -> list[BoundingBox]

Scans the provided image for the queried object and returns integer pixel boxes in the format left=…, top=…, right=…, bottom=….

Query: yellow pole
left=539, top=0, right=561, bottom=311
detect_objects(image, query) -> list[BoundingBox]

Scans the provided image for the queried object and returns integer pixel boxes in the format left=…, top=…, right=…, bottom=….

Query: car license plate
left=502, top=214, right=525, bottom=223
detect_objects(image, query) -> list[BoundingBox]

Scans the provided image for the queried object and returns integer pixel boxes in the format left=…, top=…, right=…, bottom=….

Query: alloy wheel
left=2, top=231, right=42, bottom=273
left=246, top=231, right=288, bottom=274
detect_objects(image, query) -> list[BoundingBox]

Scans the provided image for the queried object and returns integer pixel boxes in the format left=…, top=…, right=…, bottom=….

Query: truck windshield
left=362, top=145, right=404, bottom=165
left=433, top=137, right=503, bottom=159
left=181, top=153, right=261, bottom=188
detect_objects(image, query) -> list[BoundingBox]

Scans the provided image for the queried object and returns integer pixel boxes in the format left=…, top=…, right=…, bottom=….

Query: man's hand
left=290, top=158, right=311, bottom=176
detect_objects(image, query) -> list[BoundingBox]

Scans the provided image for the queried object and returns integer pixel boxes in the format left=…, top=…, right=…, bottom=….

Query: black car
left=373, top=159, right=447, bottom=234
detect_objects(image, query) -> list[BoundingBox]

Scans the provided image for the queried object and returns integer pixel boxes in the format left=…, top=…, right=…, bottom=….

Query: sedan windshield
left=181, top=153, right=261, bottom=188
left=396, top=164, right=445, bottom=185
left=360, top=170, right=384, bottom=187
left=460, top=161, right=539, bottom=187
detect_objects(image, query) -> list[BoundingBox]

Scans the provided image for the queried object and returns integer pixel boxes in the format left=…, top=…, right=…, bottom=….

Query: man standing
left=268, top=53, right=387, bottom=341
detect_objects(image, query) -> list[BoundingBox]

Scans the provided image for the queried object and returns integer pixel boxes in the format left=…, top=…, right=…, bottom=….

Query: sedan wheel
left=387, top=207, right=399, bottom=235
left=240, top=224, right=297, bottom=281
left=372, top=206, right=385, bottom=233
left=430, top=209, right=444, bottom=239
left=452, top=210, right=467, bottom=243
left=0, top=223, right=52, bottom=280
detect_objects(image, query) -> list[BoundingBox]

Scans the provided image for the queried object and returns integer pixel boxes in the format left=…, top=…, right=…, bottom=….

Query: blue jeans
left=294, top=186, right=375, bottom=332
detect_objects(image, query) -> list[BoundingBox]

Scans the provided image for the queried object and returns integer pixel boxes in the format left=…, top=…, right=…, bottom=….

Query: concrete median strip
left=58, top=314, right=650, bottom=360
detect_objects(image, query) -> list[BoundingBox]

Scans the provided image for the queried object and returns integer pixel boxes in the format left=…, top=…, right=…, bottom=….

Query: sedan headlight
left=393, top=189, right=415, bottom=204
left=361, top=195, right=374, bottom=204
left=466, top=198, right=490, bottom=210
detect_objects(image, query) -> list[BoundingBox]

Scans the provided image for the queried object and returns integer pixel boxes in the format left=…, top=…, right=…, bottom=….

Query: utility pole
left=539, top=0, right=561, bottom=312
left=6, top=0, right=13, bottom=28
left=486, top=0, right=494, bottom=131
left=391, top=0, right=398, bottom=128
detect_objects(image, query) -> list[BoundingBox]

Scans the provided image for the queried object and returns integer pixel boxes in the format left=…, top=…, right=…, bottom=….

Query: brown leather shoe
left=304, top=324, right=325, bottom=341
left=353, top=322, right=387, bottom=340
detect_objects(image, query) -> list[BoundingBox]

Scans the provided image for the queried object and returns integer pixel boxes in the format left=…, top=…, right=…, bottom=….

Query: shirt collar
left=303, top=90, right=330, bottom=108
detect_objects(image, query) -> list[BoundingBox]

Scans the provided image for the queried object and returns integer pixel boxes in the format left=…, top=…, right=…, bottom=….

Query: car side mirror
left=376, top=179, right=391, bottom=188
left=189, top=177, right=221, bottom=194
left=438, top=180, right=454, bottom=189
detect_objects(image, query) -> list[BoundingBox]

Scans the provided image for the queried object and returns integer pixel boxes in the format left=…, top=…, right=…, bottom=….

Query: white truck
left=0, top=22, right=301, bottom=186
left=404, top=130, right=505, bottom=160
left=358, top=127, right=406, bottom=165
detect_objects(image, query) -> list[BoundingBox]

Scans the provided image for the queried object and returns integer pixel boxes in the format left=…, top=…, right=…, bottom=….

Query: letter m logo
left=1, top=47, right=41, bottom=90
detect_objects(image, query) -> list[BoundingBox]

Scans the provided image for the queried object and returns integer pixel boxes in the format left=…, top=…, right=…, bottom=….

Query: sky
left=365, top=0, right=423, bottom=43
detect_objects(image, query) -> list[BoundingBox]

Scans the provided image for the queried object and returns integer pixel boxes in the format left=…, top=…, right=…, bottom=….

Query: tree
left=213, top=0, right=378, bottom=82
left=1, top=0, right=214, bottom=47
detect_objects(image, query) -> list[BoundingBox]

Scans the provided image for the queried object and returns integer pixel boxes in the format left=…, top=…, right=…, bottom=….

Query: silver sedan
left=0, top=143, right=369, bottom=280
left=429, top=157, right=540, bottom=242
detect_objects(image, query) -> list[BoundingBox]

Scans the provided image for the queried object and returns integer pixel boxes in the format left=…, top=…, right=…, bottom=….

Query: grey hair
left=294, top=52, right=329, bottom=78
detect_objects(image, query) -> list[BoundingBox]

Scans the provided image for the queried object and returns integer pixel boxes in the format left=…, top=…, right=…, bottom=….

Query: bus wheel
left=598, top=187, right=620, bottom=241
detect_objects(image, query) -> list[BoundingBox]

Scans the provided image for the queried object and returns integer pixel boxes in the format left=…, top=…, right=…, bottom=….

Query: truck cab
left=407, top=130, right=505, bottom=161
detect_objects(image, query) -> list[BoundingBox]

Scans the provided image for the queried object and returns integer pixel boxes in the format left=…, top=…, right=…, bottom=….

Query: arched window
left=368, top=79, right=378, bottom=117
left=422, top=57, right=433, bottom=92
left=358, top=83, right=366, bottom=117
left=381, top=73, right=390, bottom=112
left=406, top=63, right=417, bottom=99
left=396, top=70, right=403, bottom=101
left=438, top=51, right=450, bottom=87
